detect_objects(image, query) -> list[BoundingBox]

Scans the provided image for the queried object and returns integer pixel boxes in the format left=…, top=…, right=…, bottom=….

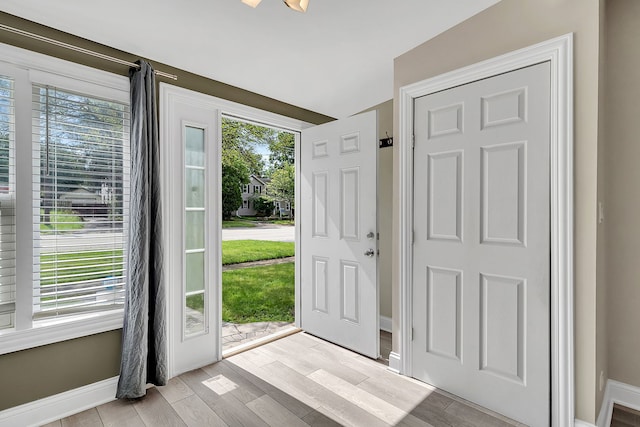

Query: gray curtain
left=116, top=60, right=167, bottom=399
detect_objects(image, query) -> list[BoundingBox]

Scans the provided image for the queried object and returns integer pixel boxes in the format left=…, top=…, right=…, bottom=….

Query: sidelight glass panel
left=185, top=211, right=205, bottom=250
left=185, top=127, right=205, bottom=167
left=185, top=292, right=205, bottom=334
left=186, top=252, right=205, bottom=293
left=184, top=125, right=206, bottom=336
left=185, top=169, right=205, bottom=208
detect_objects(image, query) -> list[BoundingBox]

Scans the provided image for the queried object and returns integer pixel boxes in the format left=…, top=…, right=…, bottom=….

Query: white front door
left=412, top=62, right=551, bottom=426
left=162, top=89, right=221, bottom=377
left=300, top=110, right=379, bottom=359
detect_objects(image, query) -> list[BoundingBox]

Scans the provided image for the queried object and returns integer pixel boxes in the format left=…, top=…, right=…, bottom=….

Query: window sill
left=0, top=310, right=124, bottom=356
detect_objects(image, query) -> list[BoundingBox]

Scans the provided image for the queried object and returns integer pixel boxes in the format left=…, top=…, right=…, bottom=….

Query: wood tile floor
left=44, top=332, right=523, bottom=427
left=612, top=403, right=640, bottom=426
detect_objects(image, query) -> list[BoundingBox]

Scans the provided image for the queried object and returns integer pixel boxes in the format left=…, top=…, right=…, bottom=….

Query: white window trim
left=0, top=310, right=124, bottom=355
left=0, top=42, right=128, bottom=97
left=0, top=42, right=129, bottom=355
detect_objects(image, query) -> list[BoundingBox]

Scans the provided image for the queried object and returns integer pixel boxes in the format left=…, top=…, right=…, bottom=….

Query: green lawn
left=38, top=239, right=292, bottom=286
left=40, top=210, right=84, bottom=232
left=222, top=240, right=294, bottom=265
left=38, top=242, right=294, bottom=324
left=222, top=218, right=257, bottom=228
left=269, top=219, right=294, bottom=226
left=40, top=250, right=123, bottom=286
left=222, top=262, right=294, bottom=323
left=222, top=217, right=294, bottom=228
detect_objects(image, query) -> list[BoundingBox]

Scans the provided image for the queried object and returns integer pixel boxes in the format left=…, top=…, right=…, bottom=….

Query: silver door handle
left=364, top=249, right=375, bottom=257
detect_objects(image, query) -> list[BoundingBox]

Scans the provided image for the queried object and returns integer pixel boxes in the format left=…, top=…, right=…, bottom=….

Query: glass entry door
left=162, top=86, right=221, bottom=377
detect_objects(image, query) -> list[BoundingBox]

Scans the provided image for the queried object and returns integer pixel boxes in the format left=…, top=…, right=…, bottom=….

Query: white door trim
left=398, top=33, right=574, bottom=426
left=160, top=84, right=309, bottom=378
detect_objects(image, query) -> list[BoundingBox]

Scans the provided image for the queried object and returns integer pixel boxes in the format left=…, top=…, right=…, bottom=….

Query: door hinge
left=412, top=134, right=415, bottom=149
left=411, top=327, right=414, bottom=341
left=412, top=230, right=415, bottom=245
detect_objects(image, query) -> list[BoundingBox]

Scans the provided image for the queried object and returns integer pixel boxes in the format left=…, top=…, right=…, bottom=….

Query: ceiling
left=0, top=0, right=499, bottom=119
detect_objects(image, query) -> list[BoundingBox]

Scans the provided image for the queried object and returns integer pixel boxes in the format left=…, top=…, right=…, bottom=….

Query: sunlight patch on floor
left=202, top=375, right=238, bottom=395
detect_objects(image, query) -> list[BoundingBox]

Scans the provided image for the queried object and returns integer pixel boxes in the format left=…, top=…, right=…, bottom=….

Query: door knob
left=366, top=231, right=375, bottom=240
left=364, top=249, right=375, bottom=257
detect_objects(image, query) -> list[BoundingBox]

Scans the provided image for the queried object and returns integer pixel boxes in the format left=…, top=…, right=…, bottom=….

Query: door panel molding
left=398, top=33, right=574, bottom=427
left=300, top=110, right=379, bottom=359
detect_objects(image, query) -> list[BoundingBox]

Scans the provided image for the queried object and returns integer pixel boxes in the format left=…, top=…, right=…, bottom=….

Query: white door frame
left=397, top=34, right=574, bottom=426
left=160, top=84, right=308, bottom=377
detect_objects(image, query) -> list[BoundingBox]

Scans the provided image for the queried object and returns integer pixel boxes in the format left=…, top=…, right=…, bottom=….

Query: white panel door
left=162, top=90, right=221, bottom=377
left=301, top=110, right=378, bottom=358
left=412, top=63, right=550, bottom=426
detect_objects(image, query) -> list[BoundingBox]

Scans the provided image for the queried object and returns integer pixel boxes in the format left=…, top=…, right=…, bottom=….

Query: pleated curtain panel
left=117, top=60, right=167, bottom=399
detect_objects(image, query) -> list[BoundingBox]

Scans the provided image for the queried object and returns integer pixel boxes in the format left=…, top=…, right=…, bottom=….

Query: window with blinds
left=32, top=85, right=130, bottom=318
left=0, top=76, right=15, bottom=330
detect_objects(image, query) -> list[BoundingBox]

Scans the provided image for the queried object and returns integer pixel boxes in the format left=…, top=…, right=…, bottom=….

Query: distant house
left=273, top=200, right=292, bottom=218
left=60, top=188, right=101, bottom=205
left=59, top=187, right=106, bottom=217
left=235, top=175, right=292, bottom=218
left=236, top=174, right=266, bottom=216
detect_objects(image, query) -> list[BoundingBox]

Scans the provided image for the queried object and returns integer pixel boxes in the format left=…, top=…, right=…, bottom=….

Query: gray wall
left=361, top=100, right=393, bottom=320
left=604, top=0, right=640, bottom=398
left=392, top=0, right=603, bottom=422
left=0, top=331, right=122, bottom=411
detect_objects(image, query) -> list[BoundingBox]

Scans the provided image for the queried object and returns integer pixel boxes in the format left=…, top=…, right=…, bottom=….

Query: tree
left=252, top=196, right=274, bottom=217
left=221, top=150, right=250, bottom=220
left=268, top=131, right=295, bottom=171
left=222, top=117, right=275, bottom=176
left=221, top=118, right=274, bottom=219
left=266, top=164, right=295, bottom=218
left=33, top=87, right=128, bottom=224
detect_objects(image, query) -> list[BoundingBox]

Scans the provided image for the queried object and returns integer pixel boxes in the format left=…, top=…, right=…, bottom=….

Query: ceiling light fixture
left=283, top=0, right=309, bottom=12
left=241, top=0, right=262, bottom=7
left=241, top=0, right=308, bottom=12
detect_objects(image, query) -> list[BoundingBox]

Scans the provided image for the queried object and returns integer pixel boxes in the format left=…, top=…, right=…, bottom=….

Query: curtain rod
left=0, top=23, right=178, bottom=80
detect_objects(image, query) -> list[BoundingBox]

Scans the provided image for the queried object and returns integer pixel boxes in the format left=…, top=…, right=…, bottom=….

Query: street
left=221, top=224, right=294, bottom=242
left=39, top=224, right=295, bottom=253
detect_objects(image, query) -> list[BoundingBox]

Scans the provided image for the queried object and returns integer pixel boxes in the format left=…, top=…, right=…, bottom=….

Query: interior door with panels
left=300, top=110, right=379, bottom=359
left=412, top=63, right=551, bottom=426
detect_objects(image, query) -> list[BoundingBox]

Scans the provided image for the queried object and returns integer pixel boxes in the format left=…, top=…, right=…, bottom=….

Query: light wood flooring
left=612, top=403, right=640, bottom=427
left=44, top=332, right=523, bottom=427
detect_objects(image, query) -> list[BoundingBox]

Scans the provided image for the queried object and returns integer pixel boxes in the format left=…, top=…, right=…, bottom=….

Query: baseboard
left=0, top=376, right=119, bottom=427
left=597, top=379, right=640, bottom=427
left=388, top=351, right=401, bottom=374
left=380, top=315, right=392, bottom=333
left=575, top=419, right=597, bottom=427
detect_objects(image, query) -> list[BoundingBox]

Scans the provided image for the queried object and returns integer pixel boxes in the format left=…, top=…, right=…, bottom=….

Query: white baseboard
left=0, top=376, right=119, bottom=427
left=575, top=419, right=597, bottom=427
left=379, top=315, right=392, bottom=333
left=388, top=351, right=401, bottom=374
left=597, top=379, right=640, bottom=427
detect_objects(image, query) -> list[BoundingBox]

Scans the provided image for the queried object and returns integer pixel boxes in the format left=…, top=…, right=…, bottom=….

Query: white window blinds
left=32, top=85, right=130, bottom=318
left=0, top=76, right=15, bottom=329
